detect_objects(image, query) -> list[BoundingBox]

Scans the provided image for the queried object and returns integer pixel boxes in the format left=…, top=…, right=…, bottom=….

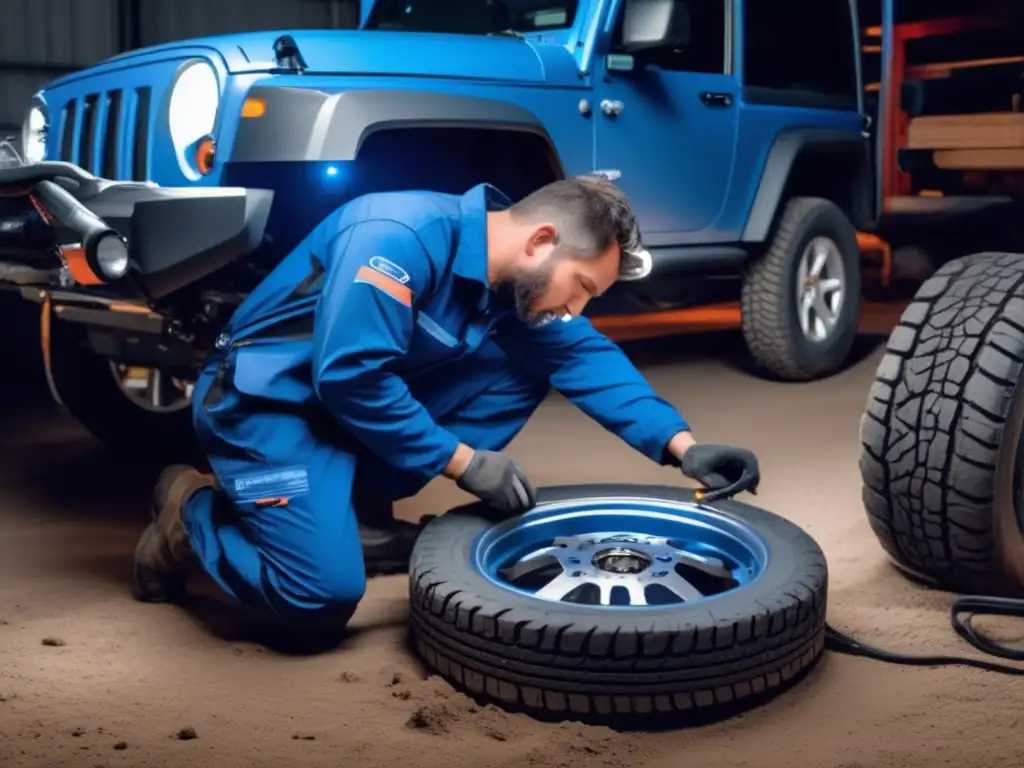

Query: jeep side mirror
left=620, top=0, right=690, bottom=55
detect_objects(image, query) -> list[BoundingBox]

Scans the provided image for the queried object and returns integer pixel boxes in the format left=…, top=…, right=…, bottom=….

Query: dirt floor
left=3, top=331, right=1024, bottom=768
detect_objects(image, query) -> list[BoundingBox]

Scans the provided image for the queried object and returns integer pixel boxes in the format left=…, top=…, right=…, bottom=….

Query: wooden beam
left=933, top=148, right=1024, bottom=169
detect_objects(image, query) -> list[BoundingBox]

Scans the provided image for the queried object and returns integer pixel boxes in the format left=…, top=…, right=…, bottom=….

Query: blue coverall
left=183, top=183, right=689, bottom=628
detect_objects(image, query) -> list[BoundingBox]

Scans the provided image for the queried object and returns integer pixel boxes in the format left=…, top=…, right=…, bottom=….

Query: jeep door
left=592, top=0, right=738, bottom=240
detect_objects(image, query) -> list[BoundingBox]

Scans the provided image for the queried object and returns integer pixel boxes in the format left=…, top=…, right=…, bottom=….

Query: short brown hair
left=509, top=175, right=650, bottom=281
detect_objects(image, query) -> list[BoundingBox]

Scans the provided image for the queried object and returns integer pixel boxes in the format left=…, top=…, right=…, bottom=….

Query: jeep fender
left=228, top=86, right=565, bottom=172
left=741, top=128, right=872, bottom=243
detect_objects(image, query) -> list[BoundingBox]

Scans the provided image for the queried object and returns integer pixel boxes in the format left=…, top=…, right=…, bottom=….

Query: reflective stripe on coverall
left=182, top=183, right=690, bottom=628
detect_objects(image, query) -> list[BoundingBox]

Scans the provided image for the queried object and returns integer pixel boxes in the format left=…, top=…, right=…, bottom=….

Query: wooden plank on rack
left=907, top=113, right=1024, bottom=149
left=934, top=148, right=1024, bottom=169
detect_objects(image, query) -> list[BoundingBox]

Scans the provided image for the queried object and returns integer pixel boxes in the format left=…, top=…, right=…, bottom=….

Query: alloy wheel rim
left=796, top=236, right=845, bottom=342
left=472, top=498, right=768, bottom=609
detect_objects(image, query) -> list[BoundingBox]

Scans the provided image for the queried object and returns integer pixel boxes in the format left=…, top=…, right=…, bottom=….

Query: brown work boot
left=133, top=465, right=214, bottom=603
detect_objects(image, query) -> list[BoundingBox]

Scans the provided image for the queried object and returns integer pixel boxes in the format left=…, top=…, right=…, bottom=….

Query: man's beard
left=511, top=258, right=559, bottom=327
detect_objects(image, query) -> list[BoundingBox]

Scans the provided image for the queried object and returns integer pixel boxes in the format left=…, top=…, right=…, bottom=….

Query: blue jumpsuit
left=183, top=183, right=689, bottom=628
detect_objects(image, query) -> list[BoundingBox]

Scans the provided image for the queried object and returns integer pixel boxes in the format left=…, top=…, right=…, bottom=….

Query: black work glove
left=456, top=450, right=537, bottom=514
left=680, top=444, right=760, bottom=502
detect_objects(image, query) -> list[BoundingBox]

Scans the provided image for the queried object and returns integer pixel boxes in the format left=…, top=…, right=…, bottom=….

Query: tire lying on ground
left=408, top=484, right=827, bottom=723
left=860, top=252, right=1024, bottom=595
left=741, top=196, right=862, bottom=382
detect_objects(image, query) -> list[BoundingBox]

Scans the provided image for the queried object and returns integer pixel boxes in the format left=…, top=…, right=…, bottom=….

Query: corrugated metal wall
left=0, top=0, right=358, bottom=132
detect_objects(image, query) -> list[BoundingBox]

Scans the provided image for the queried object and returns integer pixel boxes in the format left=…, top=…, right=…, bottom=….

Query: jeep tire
left=860, top=253, right=1024, bottom=595
left=408, top=485, right=828, bottom=724
left=741, top=197, right=861, bottom=381
left=47, top=318, right=200, bottom=464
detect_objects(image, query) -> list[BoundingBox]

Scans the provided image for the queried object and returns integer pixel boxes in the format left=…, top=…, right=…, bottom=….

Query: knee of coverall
left=186, top=367, right=369, bottom=628
left=185, top=450, right=369, bottom=628
left=352, top=344, right=551, bottom=504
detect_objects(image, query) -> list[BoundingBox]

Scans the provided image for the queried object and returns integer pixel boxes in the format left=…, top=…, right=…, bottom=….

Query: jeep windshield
left=364, top=0, right=579, bottom=35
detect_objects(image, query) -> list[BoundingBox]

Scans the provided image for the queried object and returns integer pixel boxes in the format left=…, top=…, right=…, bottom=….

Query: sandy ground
left=3, top=331, right=1024, bottom=768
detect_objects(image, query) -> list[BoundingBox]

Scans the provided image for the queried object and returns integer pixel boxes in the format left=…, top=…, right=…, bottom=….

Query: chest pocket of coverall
left=406, top=310, right=466, bottom=366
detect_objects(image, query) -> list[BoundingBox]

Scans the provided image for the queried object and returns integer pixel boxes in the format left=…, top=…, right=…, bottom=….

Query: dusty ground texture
left=3, top=331, right=1024, bottom=768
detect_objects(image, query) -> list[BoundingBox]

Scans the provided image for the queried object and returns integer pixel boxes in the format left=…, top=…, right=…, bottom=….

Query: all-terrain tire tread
left=858, top=252, right=1024, bottom=592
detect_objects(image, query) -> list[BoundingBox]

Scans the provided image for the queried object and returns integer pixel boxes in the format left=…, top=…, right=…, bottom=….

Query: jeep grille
left=56, top=86, right=152, bottom=181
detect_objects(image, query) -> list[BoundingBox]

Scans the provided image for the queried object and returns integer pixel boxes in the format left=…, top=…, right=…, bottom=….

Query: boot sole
left=132, top=465, right=207, bottom=603
left=133, top=524, right=187, bottom=603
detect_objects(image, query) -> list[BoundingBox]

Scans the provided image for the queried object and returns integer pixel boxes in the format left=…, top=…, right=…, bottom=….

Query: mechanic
left=133, top=175, right=760, bottom=633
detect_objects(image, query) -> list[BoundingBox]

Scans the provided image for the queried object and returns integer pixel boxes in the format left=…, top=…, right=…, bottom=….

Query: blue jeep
left=1, top=0, right=874, bottom=458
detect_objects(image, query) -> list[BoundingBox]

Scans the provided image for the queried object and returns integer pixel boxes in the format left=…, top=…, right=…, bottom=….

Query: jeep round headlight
left=167, top=60, right=220, bottom=175
left=21, top=102, right=48, bottom=163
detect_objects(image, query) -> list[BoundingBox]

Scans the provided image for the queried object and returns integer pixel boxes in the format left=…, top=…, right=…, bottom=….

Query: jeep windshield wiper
left=487, top=29, right=525, bottom=39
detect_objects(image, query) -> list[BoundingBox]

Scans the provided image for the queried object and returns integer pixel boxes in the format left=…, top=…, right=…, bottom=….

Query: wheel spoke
left=624, top=581, right=648, bottom=606
left=148, top=368, right=162, bottom=407
left=658, top=572, right=704, bottom=602
left=598, top=582, right=616, bottom=606
left=796, top=254, right=809, bottom=287
left=813, top=292, right=836, bottom=330
left=533, top=572, right=581, bottom=602
left=799, top=291, right=814, bottom=335
left=819, top=277, right=843, bottom=294
left=810, top=245, right=829, bottom=277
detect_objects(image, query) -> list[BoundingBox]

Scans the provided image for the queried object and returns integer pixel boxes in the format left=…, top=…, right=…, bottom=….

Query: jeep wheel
left=860, top=252, right=1024, bottom=595
left=47, top=319, right=200, bottom=464
left=409, top=485, right=827, bottom=725
left=741, top=197, right=861, bottom=381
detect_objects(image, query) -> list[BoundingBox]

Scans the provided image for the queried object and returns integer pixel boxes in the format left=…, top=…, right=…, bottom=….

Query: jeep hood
left=220, top=30, right=567, bottom=84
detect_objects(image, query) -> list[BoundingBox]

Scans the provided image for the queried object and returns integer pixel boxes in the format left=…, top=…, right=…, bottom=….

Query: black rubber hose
left=825, top=595, right=1024, bottom=675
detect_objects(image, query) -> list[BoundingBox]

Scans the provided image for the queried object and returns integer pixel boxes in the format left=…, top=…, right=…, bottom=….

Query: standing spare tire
left=408, top=485, right=827, bottom=724
left=860, top=252, right=1024, bottom=595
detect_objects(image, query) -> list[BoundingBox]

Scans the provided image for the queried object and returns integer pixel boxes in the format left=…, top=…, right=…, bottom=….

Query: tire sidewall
left=993, top=371, right=1024, bottom=589
left=412, top=484, right=826, bottom=631
left=776, top=201, right=861, bottom=373
left=48, top=319, right=199, bottom=462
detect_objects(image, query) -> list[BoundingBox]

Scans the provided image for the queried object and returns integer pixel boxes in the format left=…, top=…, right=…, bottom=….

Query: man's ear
left=525, top=224, right=557, bottom=258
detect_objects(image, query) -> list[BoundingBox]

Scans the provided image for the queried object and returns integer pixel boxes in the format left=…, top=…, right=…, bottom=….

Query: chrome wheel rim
left=472, top=498, right=768, bottom=609
left=796, top=236, right=846, bottom=343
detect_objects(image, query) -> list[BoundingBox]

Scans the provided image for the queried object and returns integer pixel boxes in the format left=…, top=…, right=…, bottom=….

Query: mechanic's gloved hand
left=680, top=443, right=760, bottom=502
left=456, top=450, right=537, bottom=514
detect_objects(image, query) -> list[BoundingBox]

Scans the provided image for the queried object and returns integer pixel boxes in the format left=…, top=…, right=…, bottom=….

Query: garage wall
left=0, top=0, right=358, bottom=132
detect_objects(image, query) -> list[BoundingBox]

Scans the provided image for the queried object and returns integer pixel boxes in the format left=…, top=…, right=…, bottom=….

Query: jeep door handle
left=700, top=92, right=733, bottom=108
left=600, top=99, right=624, bottom=118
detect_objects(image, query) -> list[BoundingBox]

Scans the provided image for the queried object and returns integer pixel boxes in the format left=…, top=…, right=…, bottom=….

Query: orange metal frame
left=874, top=14, right=1002, bottom=207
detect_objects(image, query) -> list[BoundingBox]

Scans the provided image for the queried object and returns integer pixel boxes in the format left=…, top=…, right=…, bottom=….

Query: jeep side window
left=743, top=0, right=858, bottom=110
left=365, top=0, right=580, bottom=35
left=611, top=0, right=728, bottom=74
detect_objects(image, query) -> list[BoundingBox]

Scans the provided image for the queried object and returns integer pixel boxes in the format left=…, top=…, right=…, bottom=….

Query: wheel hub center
left=591, top=547, right=653, bottom=574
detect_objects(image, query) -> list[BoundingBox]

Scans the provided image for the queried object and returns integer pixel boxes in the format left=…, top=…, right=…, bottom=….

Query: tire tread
left=408, top=489, right=828, bottom=722
left=741, top=196, right=859, bottom=381
left=858, top=252, right=1024, bottom=591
